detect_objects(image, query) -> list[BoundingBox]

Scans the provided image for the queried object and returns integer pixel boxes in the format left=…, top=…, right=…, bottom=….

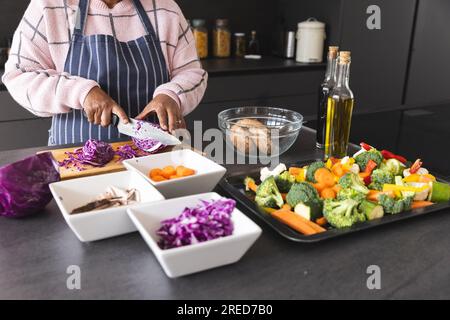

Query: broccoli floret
left=355, top=149, right=383, bottom=171
left=369, top=169, right=395, bottom=191
left=275, top=171, right=296, bottom=193
left=255, top=176, right=284, bottom=209
left=337, top=188, right=367, bottom=202
left=379, top=159, right=406, bottom=176
left=339, top=173, right=369, bottom=194
left=323, top=199, right=366, bottom=228
left=286, top=182, right=322, bottom=209
left=378, top=194, right=414, bottom=214
left=306, top=161, right=326, bottom=183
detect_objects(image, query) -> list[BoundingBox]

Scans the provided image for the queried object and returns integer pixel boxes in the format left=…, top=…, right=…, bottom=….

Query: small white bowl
left=123, top=149, right=227, bottom=198
left=50, top=171, right=165, bottom=242
left=127, top=192, right=262, bottom=278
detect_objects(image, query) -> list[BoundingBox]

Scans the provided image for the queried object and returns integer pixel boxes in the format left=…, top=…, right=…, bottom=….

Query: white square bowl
left=123, top=149, right=227, bottom=198
left=50, top=171, right=165, bottom=242
left=127, top=192, right=262, bottom=278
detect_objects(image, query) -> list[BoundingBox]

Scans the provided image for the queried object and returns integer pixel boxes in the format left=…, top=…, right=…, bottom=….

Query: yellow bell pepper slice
left=383, top=184, right=429, bottom=193
left=296, top=169, right=306, bottom=182
left=404, top=174, right=436, bottom=183
left=326, top=158, right=333, bottom=169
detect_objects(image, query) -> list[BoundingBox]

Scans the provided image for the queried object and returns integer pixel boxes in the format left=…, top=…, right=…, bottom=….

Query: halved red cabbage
left=0, top=152, right=60, bottom=218
left=132, top=121, right=167, bottom=154
left=157, top=198, right=236, bottom=250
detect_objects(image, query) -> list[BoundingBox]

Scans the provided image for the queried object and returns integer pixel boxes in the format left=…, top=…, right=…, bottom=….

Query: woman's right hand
left=83, top=87, right=129, bottom=127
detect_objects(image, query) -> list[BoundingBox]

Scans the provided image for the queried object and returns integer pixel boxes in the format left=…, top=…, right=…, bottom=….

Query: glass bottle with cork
left=324, top=51, right=354, bottom=159
left=247, top=31, right=260, bottom=55
left=316, top=46, right=339, bottom=149
left=213, top=19, right=231, bottom=58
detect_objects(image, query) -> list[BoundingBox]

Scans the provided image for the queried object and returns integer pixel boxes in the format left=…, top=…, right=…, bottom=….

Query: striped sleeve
left=2, top=0, right=99, bottom=117
left=153, top=3, right=207, bottom=116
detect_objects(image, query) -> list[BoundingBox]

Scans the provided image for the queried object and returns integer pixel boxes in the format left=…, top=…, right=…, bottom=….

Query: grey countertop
left=1, top=128, right=450, bottom=300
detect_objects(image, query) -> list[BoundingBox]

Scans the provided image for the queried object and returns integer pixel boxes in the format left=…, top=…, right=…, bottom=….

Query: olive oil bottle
left=324, top=51, right=354, bottom=159
left=316, top=46, right=339, bottom=149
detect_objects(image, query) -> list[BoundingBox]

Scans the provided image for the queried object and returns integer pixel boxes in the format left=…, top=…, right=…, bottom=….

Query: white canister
left=296, top=18, right=326, bottom=63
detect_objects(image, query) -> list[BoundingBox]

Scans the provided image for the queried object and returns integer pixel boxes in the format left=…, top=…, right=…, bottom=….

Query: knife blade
left=113, top=115, right=181, bottom=146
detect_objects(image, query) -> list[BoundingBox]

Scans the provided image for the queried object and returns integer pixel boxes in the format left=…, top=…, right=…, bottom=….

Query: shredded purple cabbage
left=157, top=198, right=236, bottom=250
left=132, top=121, right=167, bottom=154
left=114, top=144, right=141, bottom=162
left=82, top=139, right=115, bottom=165
left=58, top=139, right=115, bottom=171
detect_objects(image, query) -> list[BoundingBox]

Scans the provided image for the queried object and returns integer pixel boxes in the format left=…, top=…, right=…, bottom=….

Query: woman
left=3, top=0, right=207, bottom=145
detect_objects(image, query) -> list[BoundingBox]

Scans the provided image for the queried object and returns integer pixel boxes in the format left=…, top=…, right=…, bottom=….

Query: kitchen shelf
left=202, top=56, right=326, bottom=76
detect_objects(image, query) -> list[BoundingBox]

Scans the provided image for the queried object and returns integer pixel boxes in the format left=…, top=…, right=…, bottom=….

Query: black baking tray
left=219, top=159, right=450, bottom=243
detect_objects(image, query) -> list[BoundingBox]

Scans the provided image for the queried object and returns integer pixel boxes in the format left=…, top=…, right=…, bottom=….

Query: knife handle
left=112, top=114, right=120, bottom=127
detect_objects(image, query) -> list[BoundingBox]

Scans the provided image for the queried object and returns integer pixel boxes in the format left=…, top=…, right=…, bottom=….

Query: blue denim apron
left=49, top=0, right=169, bottom=145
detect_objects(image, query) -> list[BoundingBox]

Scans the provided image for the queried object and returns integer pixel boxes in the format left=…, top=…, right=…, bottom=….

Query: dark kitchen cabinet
left=339, top=0, right=416, bottom=112
left=398, top=104, right=450, bottom=178
left=405, top=0, right=450, bottom=106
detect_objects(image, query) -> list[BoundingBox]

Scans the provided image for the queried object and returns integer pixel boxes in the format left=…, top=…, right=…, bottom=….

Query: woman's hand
left=83, top=87, right=129, bottom=127
left=136, top=94, right=186, bottom=133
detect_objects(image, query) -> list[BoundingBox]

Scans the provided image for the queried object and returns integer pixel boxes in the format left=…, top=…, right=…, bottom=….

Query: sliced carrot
left=271, top=209, right=318, bottom=235
left=149, top=168, right=163, bottom=178
left=176, top=166, right=195, bottom=177
left=316, top=217, right=328, bottom=227
left=411, top=201, right=434, bottom=209
left=321, top=188, right=336, bottom=199
left=308, top=220, right=327, bottom=233
left=332, top=184, right=342, bottom=193
left=152, top=175, right=168, bottom=182
left=262, top=207, right=277, bottom=214
left=161, top=166, right=176, bottom=179
left=312, top=182, right=327, bottom=193
left=331, top=163, right=345, bottom=177
left=366, top=190, right=395, bottom=202
left=314, top=167, right=335, bottom=187
left=169, top=175, right=179, bottom=180
left=246, top=179, right=258, bottom=193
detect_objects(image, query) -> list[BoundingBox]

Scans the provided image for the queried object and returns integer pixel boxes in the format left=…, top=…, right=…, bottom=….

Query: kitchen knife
left=112, top=115, right=181, bottom=146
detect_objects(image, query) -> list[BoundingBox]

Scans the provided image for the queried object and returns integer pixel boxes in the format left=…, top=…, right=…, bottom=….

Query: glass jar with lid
left=213, top=19, right=231, bottom=58
left=234, top=33, right=246, bottom=57
left=192, top=19, right=208, bottom=59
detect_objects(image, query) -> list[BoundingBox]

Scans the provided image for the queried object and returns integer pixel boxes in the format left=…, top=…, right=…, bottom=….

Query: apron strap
left=132, top=0, right=159, bottom=40
left=74, top=0, right=89, bottom=36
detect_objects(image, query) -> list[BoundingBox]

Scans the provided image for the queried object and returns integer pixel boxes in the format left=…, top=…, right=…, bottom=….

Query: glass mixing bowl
left=218, top=107, right=304, bottom=159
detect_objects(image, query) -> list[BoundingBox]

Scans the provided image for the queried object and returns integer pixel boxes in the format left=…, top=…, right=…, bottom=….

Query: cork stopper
left=328, top=46, right=339, bottom=59
left=339, top=51, right=351, bottom=64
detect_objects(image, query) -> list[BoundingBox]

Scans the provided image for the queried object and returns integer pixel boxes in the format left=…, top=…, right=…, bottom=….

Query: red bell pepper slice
left=359, top=159, right=378, bottom=183
left=360, top=142, right=373, bottom=151
left=381, top=150, right=407, bottom=164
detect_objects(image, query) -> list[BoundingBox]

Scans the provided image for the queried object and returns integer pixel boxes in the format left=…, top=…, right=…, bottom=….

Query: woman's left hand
left=136, top=94, right=185, bottom=133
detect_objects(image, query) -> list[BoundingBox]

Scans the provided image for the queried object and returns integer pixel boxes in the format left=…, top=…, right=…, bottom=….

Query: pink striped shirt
left=2, top=0, right=207, bottom=117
